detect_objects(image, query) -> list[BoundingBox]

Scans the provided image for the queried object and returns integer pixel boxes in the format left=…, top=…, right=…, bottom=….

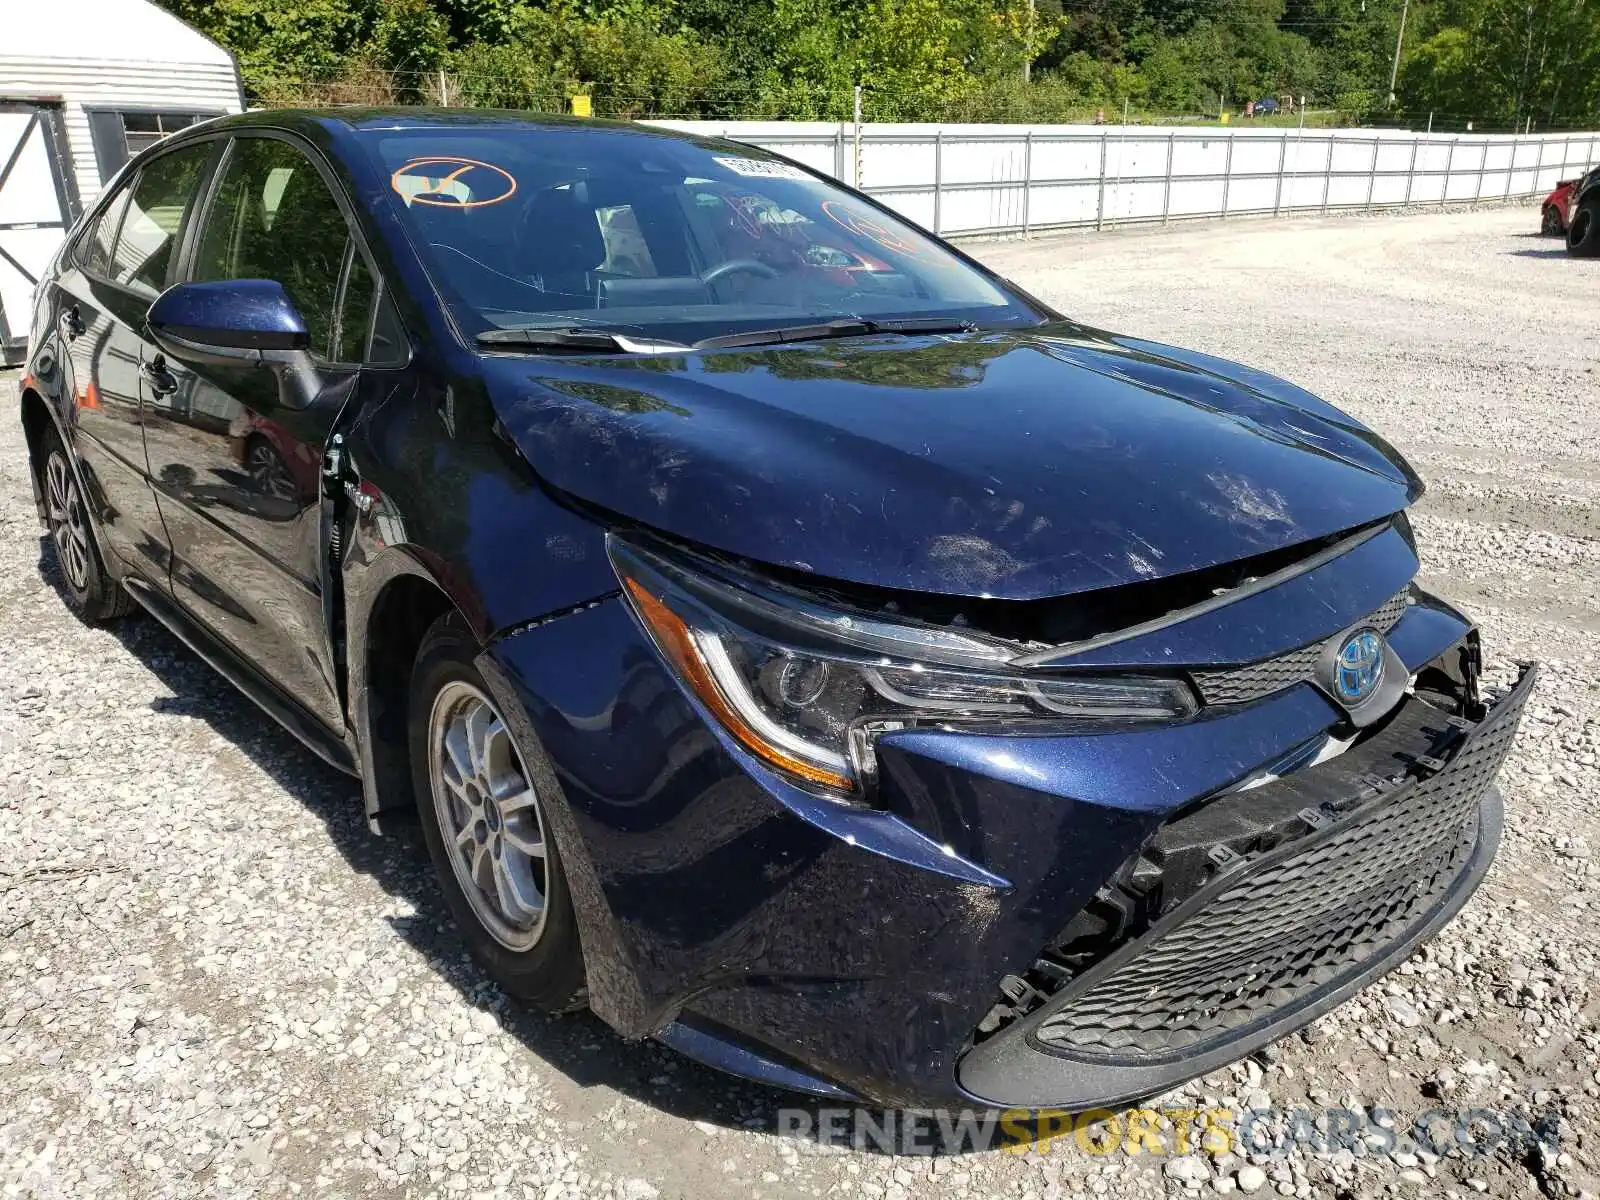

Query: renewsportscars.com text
left=774, top=1105, right=1560, bottom=1158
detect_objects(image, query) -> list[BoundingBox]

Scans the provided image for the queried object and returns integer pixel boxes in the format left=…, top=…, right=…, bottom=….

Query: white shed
left=0, top=0, right=243, bottom=360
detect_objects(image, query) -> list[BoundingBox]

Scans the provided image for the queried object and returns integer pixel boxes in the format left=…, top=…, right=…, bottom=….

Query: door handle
left=141, top=356, right=178, bottom=396
left=59, top=304, right=83, bottom=340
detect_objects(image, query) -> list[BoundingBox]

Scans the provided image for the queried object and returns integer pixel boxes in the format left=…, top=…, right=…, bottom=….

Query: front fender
left=337, top=365, right=620, bottom=829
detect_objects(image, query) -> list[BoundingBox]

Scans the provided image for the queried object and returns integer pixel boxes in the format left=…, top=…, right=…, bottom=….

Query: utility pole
left=1023, top=0, right=1035, bottom=83
left=852, top=85, right=863, bottom=189
left=1388, top=0, right=1410, bottom=105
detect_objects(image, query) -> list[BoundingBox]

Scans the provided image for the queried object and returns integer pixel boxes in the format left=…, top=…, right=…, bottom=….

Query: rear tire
left=39, top=425, right=131, bottom=623
left=1568, top=195, right=1600, bottom=257
left=409, top=613, right=586, bottom=1008
left=1541, top=205, right=1564, bottom=236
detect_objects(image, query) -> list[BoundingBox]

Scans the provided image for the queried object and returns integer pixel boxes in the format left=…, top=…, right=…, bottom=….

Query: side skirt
left=122, top=576, right=360, bottom=776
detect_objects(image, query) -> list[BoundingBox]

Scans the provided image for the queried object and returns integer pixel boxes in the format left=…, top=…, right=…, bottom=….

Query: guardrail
left=654, top=121, right=1598, bottom=237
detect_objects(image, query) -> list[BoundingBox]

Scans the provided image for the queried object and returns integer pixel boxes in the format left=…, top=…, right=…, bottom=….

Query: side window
left=193, top=137, right=354, bottom=360
left=368, top=293, right=407, bottom=366
left=333, top=247, right=375, bottom=364
left=110, top=144, right=212, bottom=294
left=80, top=186, right=134, bottom=277
left=333, top=252, right=407, bottom=366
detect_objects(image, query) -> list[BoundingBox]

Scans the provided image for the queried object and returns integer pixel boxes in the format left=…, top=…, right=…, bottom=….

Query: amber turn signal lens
left=621, top=577, right=856, bottom=793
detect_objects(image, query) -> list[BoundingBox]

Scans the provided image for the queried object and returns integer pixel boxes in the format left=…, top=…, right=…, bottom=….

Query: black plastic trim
left=958, top=782, right=1503, bottom=1110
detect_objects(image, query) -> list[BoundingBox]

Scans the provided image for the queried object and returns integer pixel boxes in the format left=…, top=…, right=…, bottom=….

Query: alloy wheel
left=427, top=681, right=550, bottom=950
left=45, top=450, right=91, bottom=591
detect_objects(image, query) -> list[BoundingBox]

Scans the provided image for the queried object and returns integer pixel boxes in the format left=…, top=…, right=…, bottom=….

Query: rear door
left=142, top=132, right=406, bottom=730
left=52, top=140, right=218, bottom=577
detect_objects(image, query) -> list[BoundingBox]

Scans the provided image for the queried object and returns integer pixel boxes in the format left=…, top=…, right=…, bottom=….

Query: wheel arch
left=18, top=382, right=61, bottom=524
left=19, top=378, right=122, bottom=566
left=348, top=549, right=465, bottom=832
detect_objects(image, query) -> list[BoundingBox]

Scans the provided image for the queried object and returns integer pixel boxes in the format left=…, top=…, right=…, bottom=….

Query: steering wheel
left=700, top=257, right=780, bottom=286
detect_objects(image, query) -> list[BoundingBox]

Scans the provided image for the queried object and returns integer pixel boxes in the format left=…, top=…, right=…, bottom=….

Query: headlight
left=610, top=537, right=1198, bottom=802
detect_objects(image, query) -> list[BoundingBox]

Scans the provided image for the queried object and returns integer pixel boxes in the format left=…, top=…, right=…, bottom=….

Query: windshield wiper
left=477, top=327, right=690, bottom=353
left=480, top=316, right=982, bottom=354
left=694, top=316, right=978, bottom=351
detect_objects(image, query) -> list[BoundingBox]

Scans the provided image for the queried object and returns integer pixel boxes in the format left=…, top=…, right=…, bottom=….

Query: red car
left=1543, top=178, right=1579, bottom=235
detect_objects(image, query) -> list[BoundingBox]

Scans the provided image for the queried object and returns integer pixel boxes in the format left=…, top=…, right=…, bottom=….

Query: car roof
left=194, top=107, right=713, bottom=144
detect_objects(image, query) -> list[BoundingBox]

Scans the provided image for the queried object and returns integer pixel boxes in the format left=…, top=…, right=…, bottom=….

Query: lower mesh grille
left=1032, top=669, right=1531, bottom=1061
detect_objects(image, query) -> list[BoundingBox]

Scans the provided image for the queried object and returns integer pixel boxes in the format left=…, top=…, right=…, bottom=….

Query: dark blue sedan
left=16, top=110, right=1532, bottom=1110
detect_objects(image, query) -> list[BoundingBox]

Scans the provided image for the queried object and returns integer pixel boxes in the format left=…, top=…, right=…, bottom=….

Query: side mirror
left=146, top=279, right=310, bottom=367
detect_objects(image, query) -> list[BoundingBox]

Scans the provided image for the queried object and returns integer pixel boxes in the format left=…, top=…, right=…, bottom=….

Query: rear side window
left=111, top=144, right=212, bottom=294
left=193, top=137, right=354, bottom=360
left=81, top=186, right=134, bottom=277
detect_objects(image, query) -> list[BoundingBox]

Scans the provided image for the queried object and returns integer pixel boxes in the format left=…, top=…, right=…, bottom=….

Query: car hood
left=485, top=324, right=1420, bottom=601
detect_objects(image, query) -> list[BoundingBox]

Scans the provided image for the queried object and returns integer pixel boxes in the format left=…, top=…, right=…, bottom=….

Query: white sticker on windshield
left=713, top=156, right=810, bottom=180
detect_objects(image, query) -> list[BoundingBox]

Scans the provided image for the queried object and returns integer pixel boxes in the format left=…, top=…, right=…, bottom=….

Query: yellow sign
left=571, top=94, right=593, bottom=117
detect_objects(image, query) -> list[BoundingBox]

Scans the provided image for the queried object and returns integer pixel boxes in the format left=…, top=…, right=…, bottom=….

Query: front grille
left=1193, top=643, right=1324, bottom=706
left=1031, top=667, right=1531, bottom=1061
left=1192, top=590, right=1413, bottom=706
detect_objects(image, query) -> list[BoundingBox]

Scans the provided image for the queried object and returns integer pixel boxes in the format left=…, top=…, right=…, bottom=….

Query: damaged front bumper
left=485, top=574, right=1532, bottom=1110
left=957, top=662, right=1535, bottom=1109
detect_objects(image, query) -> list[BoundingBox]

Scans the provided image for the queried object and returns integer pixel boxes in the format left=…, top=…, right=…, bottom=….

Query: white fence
left=656, top=120, right=1599, bottom=238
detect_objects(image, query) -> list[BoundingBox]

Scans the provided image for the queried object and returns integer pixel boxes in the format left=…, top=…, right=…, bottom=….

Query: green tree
left=444, top=2, right=727, bottom=117
left=162, top=0, right=370, bottom=85
left=155, top=0, right=1600, bottom=127
left=1398, top=0, right=1600, bottom=125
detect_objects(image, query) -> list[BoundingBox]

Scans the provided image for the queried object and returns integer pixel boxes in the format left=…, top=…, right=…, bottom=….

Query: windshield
left=361, top=125, right=1044, bottom=345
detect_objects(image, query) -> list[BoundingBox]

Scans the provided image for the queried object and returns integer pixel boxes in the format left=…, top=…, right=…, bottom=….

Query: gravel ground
left=1, top=205, right=1596, bottom=1200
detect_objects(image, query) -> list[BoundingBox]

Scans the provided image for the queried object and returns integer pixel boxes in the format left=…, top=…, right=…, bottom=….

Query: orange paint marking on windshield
left=819, top=199, right=926, bottom=259
left=391, top=157, right=518, bottom=208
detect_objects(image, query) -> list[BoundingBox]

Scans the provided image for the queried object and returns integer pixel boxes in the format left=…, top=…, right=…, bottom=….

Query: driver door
left=142, top=133, right=400, bottom=730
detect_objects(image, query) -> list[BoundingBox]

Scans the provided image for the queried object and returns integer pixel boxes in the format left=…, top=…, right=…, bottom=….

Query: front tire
left=409, top=614, right=585, bottom=1008
left=1568, top=195, right=1600, bottom=257
left=1541, top=205, right=1564, bottom=236
left=40, top=426, right=131, bottom=623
